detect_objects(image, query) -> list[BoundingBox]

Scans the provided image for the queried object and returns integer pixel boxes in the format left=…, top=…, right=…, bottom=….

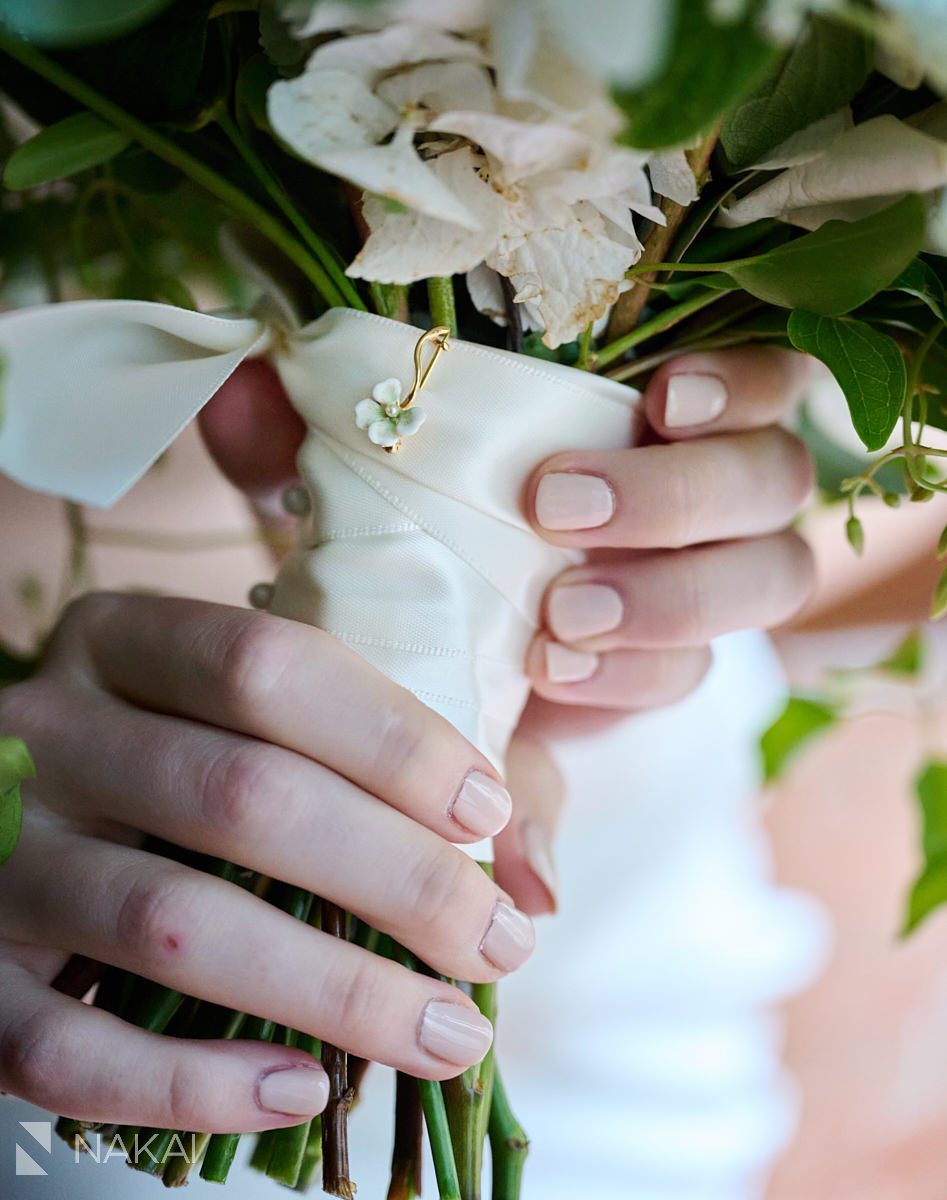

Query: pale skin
left=0, top=345, right=815, bottom=1134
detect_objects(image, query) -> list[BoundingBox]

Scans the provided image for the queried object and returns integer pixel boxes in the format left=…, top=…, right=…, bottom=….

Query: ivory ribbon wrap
left=0, top=303, right=640, bottom=860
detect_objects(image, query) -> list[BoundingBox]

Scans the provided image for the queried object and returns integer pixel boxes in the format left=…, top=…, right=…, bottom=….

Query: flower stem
left=594, top=289, right=727, bottom=368
left=387, top=1071, right=423, bottom=1200
left=294, top=1115, right=324, bottom=1191
left=321, top=900, right=356, bottom=1199
left=419, top=1080, right=462, bottom=1200
left=427, top=276, right=458, bottom=337
left=0, top=31, right=351, bottom=310
left=488, top=1070, right=528, bottom=1200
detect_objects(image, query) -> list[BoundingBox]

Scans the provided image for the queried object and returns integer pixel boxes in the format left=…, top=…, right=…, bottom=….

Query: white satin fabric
left=0, top=303, right=640, bottom=858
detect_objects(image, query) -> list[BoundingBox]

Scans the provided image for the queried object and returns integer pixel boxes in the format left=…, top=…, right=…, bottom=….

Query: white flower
left=354, top=377, right=427, bottom=447
left=721, top=110, right=947, bottom=255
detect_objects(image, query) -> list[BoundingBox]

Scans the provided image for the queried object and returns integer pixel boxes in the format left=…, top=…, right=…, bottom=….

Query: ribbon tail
left=0, top=299, right=268, bottom=507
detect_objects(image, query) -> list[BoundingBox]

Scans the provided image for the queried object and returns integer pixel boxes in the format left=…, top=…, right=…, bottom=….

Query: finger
left=529, top=427, right=814, bottom=549
left=9, top=685, right=533, bottom=982
left=493, top=734, right=564, bottom=918
left=198, top=358, right=305, bottom=499
left=6, top=835, right=495, bottom=1080
left=544, top=532, right=815, bottom=649
left=526, top=634, right=712, bottom=710
left=45, top=594, right=513, bottom=843
left=644, top=346, right=812, bottom=439
left=0, top=964, right=329, bottom=1131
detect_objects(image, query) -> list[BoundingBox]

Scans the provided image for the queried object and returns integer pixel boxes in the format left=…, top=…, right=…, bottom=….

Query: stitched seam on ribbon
left=318, top=434, right=537, bottom=618
left=410, top=688, right=480, bottom=712
left=328, top=629, right=524, bottom=666
left=317, top=522, right=416, bottom=541
left=305, top=309, right=638, bottom=414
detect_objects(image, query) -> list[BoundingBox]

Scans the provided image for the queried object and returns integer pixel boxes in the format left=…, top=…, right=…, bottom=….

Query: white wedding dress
left=1, top=630, right=828, bottom=1199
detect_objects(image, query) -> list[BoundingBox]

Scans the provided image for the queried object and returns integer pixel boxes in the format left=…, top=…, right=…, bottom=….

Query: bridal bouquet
left=1, top=0, right=946, bottom=1195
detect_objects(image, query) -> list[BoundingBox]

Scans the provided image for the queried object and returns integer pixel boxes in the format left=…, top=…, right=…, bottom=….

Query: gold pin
left=386, top=325, right=451, bottom=453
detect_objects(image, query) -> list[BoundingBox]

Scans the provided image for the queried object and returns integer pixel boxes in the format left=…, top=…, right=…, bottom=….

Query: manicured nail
left=450, top=771, right=513, bottom=837
left=664, top=373, right=727, bottom=428
left=545, top=642, right=598, bottom=684
left=535, top=473, right=614, bottom=531
left=420, top=1001, right=494, bottom=1066
left=548, top=583, right=622, bottom=642
left=479, top=901, right=535, bottom=971
left=257, top=1064, right=330, bottom=1116
left=522, top=820, right=558, bottom=913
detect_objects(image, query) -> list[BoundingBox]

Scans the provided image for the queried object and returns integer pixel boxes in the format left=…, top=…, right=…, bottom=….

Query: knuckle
left=657, top=449, right=700, bottom=547
left=398, top=846, right=474, bottom=941
left=778, top=531, right=817, bottom=615
left=114, top=870, right=193, bottom=965
left=368, top=703, right=429, bottom=793
left=665, top=559, right=708, bottom=643
left=199, top=742, right=283, bottom=839
left=319, top=955, right=385, bottom=1041
left=166, top=1059, right=203, bottom=1129
left=0, top=1008, right=72, bottom=1106
left=217, top=614, right=297, bottom=714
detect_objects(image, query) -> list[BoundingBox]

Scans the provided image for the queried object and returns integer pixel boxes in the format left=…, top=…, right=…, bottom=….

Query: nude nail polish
left=535, top=473, right=614, bottom=531
left=479, top=902, right=535, bottom=971
left=450, top=771, right=513, bottom=837
left=545, top=642, right=599, bottom=684
left=548, top=583, right=622, bottom=641
left=420, top=1001, right=494, bottom=1065
left=664, top=374, right=727, bottom=428
left=257, top=1064, right=330, bottom=1116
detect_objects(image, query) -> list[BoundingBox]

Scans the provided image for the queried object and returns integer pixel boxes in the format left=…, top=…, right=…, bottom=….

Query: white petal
left=368, top=418, right=401, bottom=447
left=542, top=0, right=673, bottom=88
left=372, top=377, right=403, bottom=406
left=347, top=147, right=499, bottom=282
left=721, top=115, right=947, bottom=227
left=466, top=262, right=509, bottom=325
left=648, top=148, right=698, bottom=206
left=429, top=110, right=587, bottom=181
left=376, top=61, right=495, bottom=118
left=292, top=0, right=486, bottom=37
left=750, top=108, right=853, bottom=171
left=355, top=397, right=382, bottom=428
left=398, top=406, right=427, bottom=435
left=319, top=122, right=484, bottom=228
left=311, top=23, right=482, bottom=82
left=267, top=68, right=397, bottom=161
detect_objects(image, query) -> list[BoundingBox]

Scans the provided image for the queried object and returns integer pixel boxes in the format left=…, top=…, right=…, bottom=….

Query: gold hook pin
left=386, top=325, right=450, bottom=452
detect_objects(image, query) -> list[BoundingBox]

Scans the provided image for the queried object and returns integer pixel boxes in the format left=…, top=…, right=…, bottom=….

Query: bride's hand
left=0, top=594, right=528, bottom=1130
left=525, top=345, right=815, bottom=708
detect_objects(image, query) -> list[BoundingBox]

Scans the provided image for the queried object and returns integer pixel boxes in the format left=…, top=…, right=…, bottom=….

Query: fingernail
left=522, top=820, right=558, bottom=913
left=545, top=642, right=598, bottom=684
left=535, top=473, right=614, bottom=531
left=480, top=901, right=536, bottom=971
left=664, top=374, right=727, bottom=428
left=450, top=771, right=513, bottom=837
left=419, top=1001, right=494, bottom=1066
left=548, top=583, right=622, bottom=642
left=257, top=1064, right=330, bottom=1116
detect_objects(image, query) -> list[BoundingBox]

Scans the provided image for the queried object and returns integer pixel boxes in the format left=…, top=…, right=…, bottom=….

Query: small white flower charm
left=355, top=377, right=427, bottom=449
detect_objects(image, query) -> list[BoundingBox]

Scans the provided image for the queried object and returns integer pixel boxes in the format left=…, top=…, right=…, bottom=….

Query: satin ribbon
left=0, top=302, right=640, bottom=859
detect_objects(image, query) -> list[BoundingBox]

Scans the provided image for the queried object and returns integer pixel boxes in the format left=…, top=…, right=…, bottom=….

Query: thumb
left=494, top=732, right=563, bottom=917
left=198, top=359, right=306, bottom=501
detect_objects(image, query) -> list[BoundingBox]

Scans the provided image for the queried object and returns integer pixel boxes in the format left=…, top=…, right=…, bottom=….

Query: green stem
left=387, top=1072, right=423, bottom=1200
left=576, top=323, right=594, bottom=371
left=488, top=1071, right=528, bottom=1200
left=0, top=31, right=350, bottom=309
left=163, top=1133, right=210, bottom=1187
left=419, top=1081, right=462, bottom=1200
left=427, top=276, right=457, bottom=337
left=594, top=289, right=727, bottom=368
left=294, top=1115, right=323, bottom=1192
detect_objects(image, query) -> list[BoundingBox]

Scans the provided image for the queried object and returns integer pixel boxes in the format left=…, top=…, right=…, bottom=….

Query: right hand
left=0, top=593, right=532, bottom=1132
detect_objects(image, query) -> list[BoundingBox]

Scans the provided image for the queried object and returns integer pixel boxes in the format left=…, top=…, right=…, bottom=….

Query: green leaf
left=721, top=18, right=872, bottom=168
left=760, top=696, right=837, bottom=783
left=903, top=762, right=947, bottom=933
left=876, top=629, right=924, bottom=677
left=0, top=0, right=173, bottom=47
left=725, top=195, right=927, bottom=317
left=614, top=0, right=780, bottom=150
left=3, top=111, right=130, bottom=189
left=932, top=562, right=947, bottom=620
left=888, top=260, right=947, bottom=323
left=0, top=736, right=35, bottom=865
left=788, top=310, right=907, bottom=451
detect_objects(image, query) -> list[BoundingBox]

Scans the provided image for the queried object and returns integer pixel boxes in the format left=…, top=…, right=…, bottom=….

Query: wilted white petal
left=268, top=68, right=397, bottom=160
left=368, top=419, right=401, bottom=447
left=648, top=148, right=699, bottom=205
left=348, top=148, right=498, bottom=281
left=488, top=204, right=639, bottom=347
left=355, top=397, right=382, bottom=427
left=372, top=377, right=403, bottom=407
left=430, top=111, right=587, bottom=181
left=377, top=62, right=495, bottom=119
left=466, top=262, right=509, bottom=324
left=750, top=108, right=853, bottom=171
left=398, top=406, right=427, bottom=434
left=320, top=122, right=484, bottom=227
left=721, top=115, right=947, bottom=227
left=312, top=22, right=482, bottom=82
